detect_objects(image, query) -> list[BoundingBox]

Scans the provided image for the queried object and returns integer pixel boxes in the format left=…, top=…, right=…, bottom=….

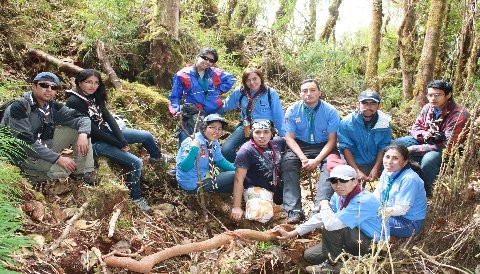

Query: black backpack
left=0, top=99, right=17, bottom=123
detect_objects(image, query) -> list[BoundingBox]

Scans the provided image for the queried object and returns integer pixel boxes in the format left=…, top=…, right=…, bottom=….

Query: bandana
left=251, top=120, right=272, bottom=131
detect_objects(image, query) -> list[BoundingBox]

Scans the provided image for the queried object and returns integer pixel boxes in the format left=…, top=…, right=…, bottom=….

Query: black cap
left=358, top=90, right=381, bottom=103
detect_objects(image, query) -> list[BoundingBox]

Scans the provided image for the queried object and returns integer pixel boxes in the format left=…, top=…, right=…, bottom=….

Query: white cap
left=328, top=165, right=357, bottom=181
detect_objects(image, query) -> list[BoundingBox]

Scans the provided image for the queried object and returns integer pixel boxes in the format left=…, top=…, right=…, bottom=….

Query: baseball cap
left=33, top=72, right=61, bottom=86
left=358, top=90, right=381, bottom=103
left=327, top=165, right=357, bottom=181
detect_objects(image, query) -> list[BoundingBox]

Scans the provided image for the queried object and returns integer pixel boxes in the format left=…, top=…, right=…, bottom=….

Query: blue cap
left=33, top=72, right=60, bottom=85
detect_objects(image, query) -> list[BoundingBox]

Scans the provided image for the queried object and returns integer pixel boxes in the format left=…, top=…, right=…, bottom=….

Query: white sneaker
left=132, top=197, right=151, bottom=212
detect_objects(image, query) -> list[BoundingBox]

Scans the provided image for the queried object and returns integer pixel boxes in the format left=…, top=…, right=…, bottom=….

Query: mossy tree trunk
left=198, top=0, right=219, bottom=28
left=453, top=0, right=476, bottom=94
left=220, top=0, right=238, bottom=27
left=432, top=3, right=450, bottom=79
left=365, top=0, right=383, bottom=91
left=150, top=0, right=183, bottom=88
left=320, top=0, right=342, bottom=42
left=413, top=0, right=447, bottom=107
left=397, top=0, right=417, bottom=100
left=465, top=28, right=480, bottom=92
left=273, top=0, right=296, bottom=33
left=305, top=0, right=318, bottom=43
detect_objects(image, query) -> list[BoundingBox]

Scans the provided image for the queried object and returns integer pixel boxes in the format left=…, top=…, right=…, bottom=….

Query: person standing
left=338, top=90, right=391, bottom=184
left=282, top=79, right=340, bottom=223
left=220, top=68, right=285, bottom=162
left=66, top=69, right=168, bottom=211
left=393, top=80, right=470, bottom=196
left=230, top=120, right=286, bottom=223
left=1, top=72, right=94, bottom=184
left=168, top=48, right=236, bottom=146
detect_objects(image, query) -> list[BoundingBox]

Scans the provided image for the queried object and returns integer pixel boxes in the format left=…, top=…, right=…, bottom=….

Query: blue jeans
left=185, top=171, right=235, bottom=193
left=389, top=216, right=424, bottom=238
left=93, top=128, right=161, bottom=199
left=393, top=136, right=441, bottom=195
left=221, top=124, right=248, bottom=163
left=281, top=140, right=333, bottom=213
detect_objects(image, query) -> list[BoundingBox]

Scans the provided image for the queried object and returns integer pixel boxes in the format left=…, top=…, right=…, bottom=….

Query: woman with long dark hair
left=374, top=144, right=428, bottom=237
left=66, top=69, right=170, bottom=211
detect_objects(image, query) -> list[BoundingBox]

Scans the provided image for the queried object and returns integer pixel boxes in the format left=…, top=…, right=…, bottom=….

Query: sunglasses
left=199, top=55, right=216, bottom=63
left=37, top=82, right=60, bottom=91
left=329, top=178, right=351, bottom=184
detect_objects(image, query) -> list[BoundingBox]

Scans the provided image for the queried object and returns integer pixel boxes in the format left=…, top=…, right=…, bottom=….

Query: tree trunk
left=433, top=3, right=450, bottom=79
left=156, top=0, right=179, bottom=40
left=273, top=0, right=296, bottom=33
left=397, top=0, right=417, bottom=100
left=221, top=0, right=238, bottom=27
left=413, top=0, right=447, bottom=107
left=96, top=41, right=122, bottom=90
left=320, top=0, right=342, bottom=42
left=198, top=0, right=218, bottom=28
left=365, top=0, right=383, bottom=91
left=27, top=49, right=83, bottom=75
left=236, top=3, right=248, bottom=28
left=465, top=29, right=480, bottom=92
left=305, top=0, right=318, bottom=43
left=453, top=0, right=476, bottom=94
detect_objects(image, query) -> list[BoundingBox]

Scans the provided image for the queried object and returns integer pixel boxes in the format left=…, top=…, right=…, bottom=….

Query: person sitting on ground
left=338, top=90, right=391, bottom=185
left=230, top=120, right=286, bottom=223
left=282, top=79, right=340, bottom=224
left=65, top=69, right=169, bottom=211
left=220, top=68, right=285, bottom=162
left=168, top=47, right=236, bottom=146
left=0, top=72, right=95, bottom=184
left=374, top=144, right=427, bottom=238
left=176, top=114, right=235, bottom=193
left=393, top=80, right=469, bottom=196
left=273, top=165, right=385, bottom=274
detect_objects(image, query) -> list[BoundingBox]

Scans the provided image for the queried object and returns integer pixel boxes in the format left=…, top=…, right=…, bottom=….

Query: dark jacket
left=65, top=89, right=127, bottom=149
left=0, top=91, right=91, bottom=163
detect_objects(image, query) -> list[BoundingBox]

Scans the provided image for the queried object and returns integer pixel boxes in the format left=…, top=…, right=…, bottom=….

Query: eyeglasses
left=207, top=126, right=223, bottom=132
left=329, top=178, right=352, bottom=184
left=199, top=55, right=216, bottom=63
left=426, top=93, right=445, bottom=98
left=83, top=80, right=100, bottom=86
left=37, top=82, right=60, bottom=91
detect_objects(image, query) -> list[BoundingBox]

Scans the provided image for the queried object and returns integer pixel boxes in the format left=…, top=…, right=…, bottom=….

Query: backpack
left=0, top=99, right=18, bottom=123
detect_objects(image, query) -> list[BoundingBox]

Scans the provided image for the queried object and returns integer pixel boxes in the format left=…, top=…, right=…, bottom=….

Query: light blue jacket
left=338, top=110, right=392, bottom=165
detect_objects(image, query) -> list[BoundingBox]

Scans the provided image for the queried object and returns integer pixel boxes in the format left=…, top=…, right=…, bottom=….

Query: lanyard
left=250, top=139, right=279, bottom=186
left=244, top=89, right=264, bottom=122
left=304, top=102, right=321, bottom=142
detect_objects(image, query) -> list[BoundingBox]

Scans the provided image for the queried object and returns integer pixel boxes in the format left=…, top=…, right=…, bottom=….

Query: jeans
left=303, top=227, right=372, bottom=265
left=393, top=136, right=441, bottom=195
left=221, top=124, right=248, bottom=163
left=389, top=216, right=424, bottom=238
left=93, top=128, right=161, bottom=199
left=281, top=140, right=333, bottom=213
left=21, top=126, right=94, bottom=181
left=185, top=171, right=235, bottom=193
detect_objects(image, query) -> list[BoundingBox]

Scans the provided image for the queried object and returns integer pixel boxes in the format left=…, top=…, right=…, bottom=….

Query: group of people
left=0, top=47, right=470, bottom=273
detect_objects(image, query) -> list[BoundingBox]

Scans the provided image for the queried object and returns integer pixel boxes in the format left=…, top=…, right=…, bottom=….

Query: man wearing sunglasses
left=168, top=47, right=236, bottom=146
left=274, top=165, right=385, bottom=273
left=1, top=72, right=95, bottom=184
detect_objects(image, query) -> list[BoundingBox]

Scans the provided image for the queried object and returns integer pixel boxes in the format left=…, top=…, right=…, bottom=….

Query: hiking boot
left=132, top=197, right=151, bottom=212
left=287, top=210, right=305, bottom=224
left=305, top=262, right=341, bottom=273
left=149, top=153, right=175, bottom=165
left=70, top=171, right=96, bottom=186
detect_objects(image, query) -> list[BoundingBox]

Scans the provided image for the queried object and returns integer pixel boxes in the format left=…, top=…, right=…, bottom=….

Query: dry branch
left=27, top=49, right=83, bottom=75
left=103, top=228, right=284, bottom=273
left=108, top=208, right=122, bottom=238
left=95, top=40, right=122, bottom=90
left=48, top=202, right=89, bottom=252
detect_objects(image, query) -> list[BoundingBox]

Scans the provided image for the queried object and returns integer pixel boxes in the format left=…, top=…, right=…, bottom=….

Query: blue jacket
left=338, top=110, right=392, bottom=165
left=168, top=65, right=236, bottom=115
left=221, top=87, right=285, bottom=136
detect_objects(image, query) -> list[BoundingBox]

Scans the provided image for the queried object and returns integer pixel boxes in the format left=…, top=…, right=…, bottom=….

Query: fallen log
left=27, top=49, right=83, bottom=75
left=103, top=228, right=287, bottom=273
left=95, top=40, right=122, bottom=90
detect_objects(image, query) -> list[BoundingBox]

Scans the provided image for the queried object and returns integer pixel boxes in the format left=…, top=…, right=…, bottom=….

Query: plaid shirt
left=409, top=100, right=470, bottom=156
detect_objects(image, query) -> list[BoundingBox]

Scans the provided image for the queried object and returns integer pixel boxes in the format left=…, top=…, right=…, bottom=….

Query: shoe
left=149, top=153, right=175, bottom=165
left=167, top=168, right=176, bottom=177
left=132, top=197, right=151, bottom=212
left=305, top=262, right=341, bottom=273
left=70, top=172, right=96, bottom=186
left=287, top=210, right=305, bottom=224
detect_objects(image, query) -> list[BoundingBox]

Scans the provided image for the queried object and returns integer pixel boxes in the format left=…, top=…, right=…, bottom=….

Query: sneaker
left=305, top=262, right=341, bottom=273
left=132, top=197, right=151, bottom=212
left=287, top=210, right=305, bottom=224
left=167, top=168, right=176, bottom=177
left=149, top=153, right=175, bottom=165
left=70, top=172, right=96, bottom=186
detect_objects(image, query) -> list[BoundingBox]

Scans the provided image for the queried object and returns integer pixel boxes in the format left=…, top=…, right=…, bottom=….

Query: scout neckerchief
left=381, top=164, right=410, bottom=204
left=67, top=90, right=104, bottom=127
left=364, top=111, right=379, bottom=129
left=243, top=88, right=264, bottom=124
left=303, top=101, right=321, bottom=143
left=30, top=93, right=52, bottom=142
left=340, top=184, right=362, bottom=210
left=250, top=138, right=279, bottom=186
left=207, top=140, right=219, bottom=189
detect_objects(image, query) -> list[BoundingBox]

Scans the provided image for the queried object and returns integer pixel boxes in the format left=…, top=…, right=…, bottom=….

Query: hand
left=272, top=225, right=298, bottom=240
left=190, top=138, right=199, bottom=147
left=423, top=130, right=433, bottom=140
left=368, top=166, right=380, bottom=181
left=121, top=146, right=130, bottom=152
left=173, top=111, right=182, bottom=118
left=319, top=200, right=330, bottom=209
left=56, top=156, right=77, bottom=173
left=356, top=170, right=368, bottom=182
left=76, top=133, right=89, bottom=156
left=301, top=158, right=318, bottom=172
left=231, top=207, right=243, bottom=222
